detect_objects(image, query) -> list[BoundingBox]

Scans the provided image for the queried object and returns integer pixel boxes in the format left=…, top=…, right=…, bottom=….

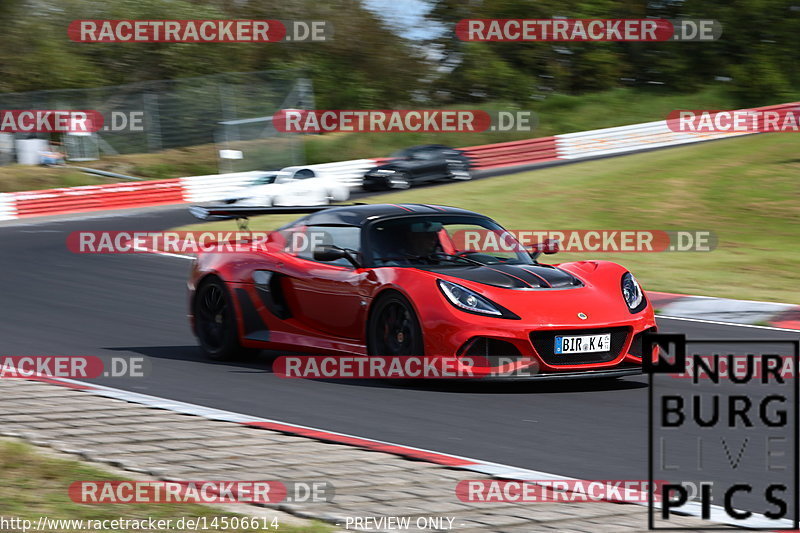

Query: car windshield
left=251, top=174, right=278, bottom=185
left=368, top=215, right=533, bottom=267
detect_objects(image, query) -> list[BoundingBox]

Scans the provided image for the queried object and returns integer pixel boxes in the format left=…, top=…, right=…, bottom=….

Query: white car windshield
left=251, top=174, right=278, bottom=185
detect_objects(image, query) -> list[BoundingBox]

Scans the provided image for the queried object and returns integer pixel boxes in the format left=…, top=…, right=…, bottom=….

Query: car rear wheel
left=194, top=277, right=258, bottom=361
left=367, top=292, right=424, bottom=356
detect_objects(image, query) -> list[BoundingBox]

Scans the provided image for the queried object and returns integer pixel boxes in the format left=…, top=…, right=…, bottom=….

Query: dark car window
left=294, top=225, right=361, bottom=267
left=368, top=216, right=533, bottom=267
left=410, top=150, right=441, bottom=160
left=252, top=174, right=277, bottom=185
left=389, top=145, right=461, bottom=162
left=293, top=169, right=316, bottom=179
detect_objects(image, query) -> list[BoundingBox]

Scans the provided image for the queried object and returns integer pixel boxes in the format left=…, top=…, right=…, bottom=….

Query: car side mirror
left=529, top=238, right=560, bottom=261
left=313, top=245, right=361, bottom=267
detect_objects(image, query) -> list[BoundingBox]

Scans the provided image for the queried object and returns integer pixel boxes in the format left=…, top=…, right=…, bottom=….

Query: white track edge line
left=659, top=315, right=800, bottom=332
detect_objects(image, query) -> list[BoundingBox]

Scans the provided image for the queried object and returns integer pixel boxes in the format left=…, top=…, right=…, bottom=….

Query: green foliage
left=425, top=0, right=800, bottom=105
left=0, top=0, right=428, bottom=108
left=0, top=0, right=797, bottom=112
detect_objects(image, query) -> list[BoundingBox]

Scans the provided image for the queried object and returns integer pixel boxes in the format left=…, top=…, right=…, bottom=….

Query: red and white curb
left=649, top=291, right=800, bottom=331
left=0, top=192, right=16, bottom=221
left=13, top=372, right=793, bottom=530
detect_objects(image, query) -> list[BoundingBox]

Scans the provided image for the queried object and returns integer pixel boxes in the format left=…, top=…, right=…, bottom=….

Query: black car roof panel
left=289, top=203, right=481, bottom=227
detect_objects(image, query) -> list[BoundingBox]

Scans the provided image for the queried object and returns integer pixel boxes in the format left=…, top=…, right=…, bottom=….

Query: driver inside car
left=404, top=230, right=442, bottom=259
left=373, top=222, right=444, bottom=265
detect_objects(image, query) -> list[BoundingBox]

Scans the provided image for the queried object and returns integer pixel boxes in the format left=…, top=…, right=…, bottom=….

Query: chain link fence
left=0, top=70, right=311, bottom=173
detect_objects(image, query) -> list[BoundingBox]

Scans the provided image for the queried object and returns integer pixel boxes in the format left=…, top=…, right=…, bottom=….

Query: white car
left=223, top=166, right=350, bottom=207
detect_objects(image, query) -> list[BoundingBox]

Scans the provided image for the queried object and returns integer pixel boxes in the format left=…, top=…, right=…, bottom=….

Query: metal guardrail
left=71, top=167, right=145, bottom=181
left=462, top=137, right=558, bottom=169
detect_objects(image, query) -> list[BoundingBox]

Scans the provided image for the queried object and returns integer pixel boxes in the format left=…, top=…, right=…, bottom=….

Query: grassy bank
left=0, top=86, right=747, bottom=192
left=174, top=133, right=800, bottom=304
left=0, top=439, right=331, bottom=532
left=0, top=144, right=220, bottom=193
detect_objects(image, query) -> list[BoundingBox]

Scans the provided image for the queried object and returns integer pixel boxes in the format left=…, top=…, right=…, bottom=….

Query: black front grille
left=459, top=337, right=523, bottom=367
left=628, top=326, right=657, bottom=359
left=530, top=327, right=631, bottom=366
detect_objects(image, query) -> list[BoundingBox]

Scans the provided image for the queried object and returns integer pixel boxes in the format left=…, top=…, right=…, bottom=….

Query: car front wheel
left=367, top=292, right=424, bottom=357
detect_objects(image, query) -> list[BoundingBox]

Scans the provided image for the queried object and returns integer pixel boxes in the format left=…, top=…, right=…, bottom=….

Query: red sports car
left=188, top=203, right=657, bottom=380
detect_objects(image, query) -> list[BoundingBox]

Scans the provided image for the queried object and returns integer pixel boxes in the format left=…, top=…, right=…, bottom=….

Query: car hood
left=417, top=263, right=581, bottom=289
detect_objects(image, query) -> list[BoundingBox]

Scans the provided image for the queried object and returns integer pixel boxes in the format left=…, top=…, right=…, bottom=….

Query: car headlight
left=437, top=279, right=503, bottom=316
left=621, top=272, right=644, bottom=311
left=375, top=169, right=396, bottom=174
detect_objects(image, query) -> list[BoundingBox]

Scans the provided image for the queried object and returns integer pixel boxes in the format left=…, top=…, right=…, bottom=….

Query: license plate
left=554, top=333, right=611, bottom=354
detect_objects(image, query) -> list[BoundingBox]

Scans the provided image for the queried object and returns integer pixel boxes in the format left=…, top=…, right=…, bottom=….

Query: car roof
left=411, top=144, right=453, bottom=150
left=395, top=144, right=455, bottom=153
left=287, top=204, right=484, bottom=227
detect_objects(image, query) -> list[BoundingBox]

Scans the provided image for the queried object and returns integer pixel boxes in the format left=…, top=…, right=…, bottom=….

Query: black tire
left=361, top=179, right=385, bottom=192
left=193, top=276, right=259, bottom=361
left=367, top=292, right=424, bottom=356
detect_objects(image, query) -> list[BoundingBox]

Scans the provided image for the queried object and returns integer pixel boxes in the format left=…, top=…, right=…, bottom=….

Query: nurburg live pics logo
left=643, top=333, right=800, bottom=530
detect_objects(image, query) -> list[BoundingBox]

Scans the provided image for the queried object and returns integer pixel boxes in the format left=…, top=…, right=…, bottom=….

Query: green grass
left=0, top=144, right=221, bottom=192
left=174, top=133, right=800, bottom=304
left=0, top=167, right=111, bottom=193
left=0, top=439, right=332, bottom=533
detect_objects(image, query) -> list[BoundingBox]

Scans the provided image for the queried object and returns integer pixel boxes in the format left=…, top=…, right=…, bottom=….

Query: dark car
left=362, top=145, right=472, bottom=191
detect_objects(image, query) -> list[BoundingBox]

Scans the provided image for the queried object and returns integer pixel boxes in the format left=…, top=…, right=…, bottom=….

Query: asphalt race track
left=2, top=206, right=799, bottom=517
